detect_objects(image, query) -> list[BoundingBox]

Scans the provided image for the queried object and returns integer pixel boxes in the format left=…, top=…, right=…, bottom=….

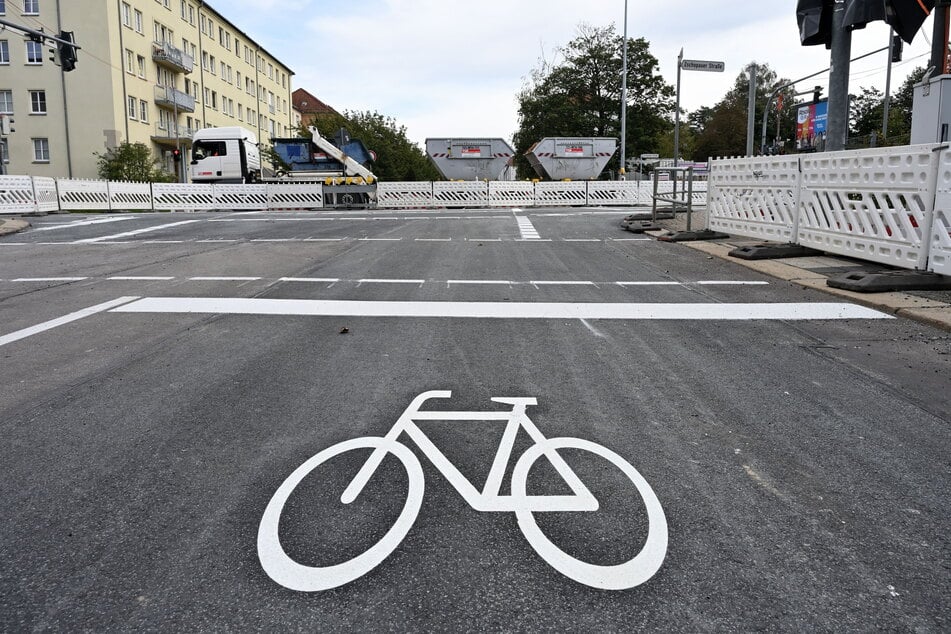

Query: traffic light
left=797, top=1, right=936, bottom=48
left=797, top=0, right=833, bottom=47
left=0, top=115, right=13, bottom=135
left=57, top=31, right=77, bottom=72
left=172, top=148, right=181, bottom=162
left=891, top=33, right=904, bottom=63
left=886, top=0, right=937, bottom=44
left=814, top=86, right=823, bottom=103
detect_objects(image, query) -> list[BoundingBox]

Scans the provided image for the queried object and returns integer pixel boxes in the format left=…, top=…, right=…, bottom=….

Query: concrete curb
left=657, top=234, right=951, bottom=332
left=0, top=218, right=30, bottom=236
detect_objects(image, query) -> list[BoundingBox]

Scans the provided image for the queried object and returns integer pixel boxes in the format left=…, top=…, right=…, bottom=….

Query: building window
left=135, top=10, right=143, bottom=33
left=128, top=95, right=137, bottom=120
left=234, top=38, right=240, bottom=57
left=0, top=1, right=5, bottom=14
left=1, top=139, right=8, bottom=165
left=0, top=90, right=13, bottom=113
left=32, top=138, right=50, bottom=162
left=29, top=90, right=46, bottom=114
left=125, top=49, right=134, bottom=73
left=180, top=0, right=186, bottom=19
left=121, top=2, right=131, bottom=27
left=23, top=0, right=39, bottom=15
left=188, top=4, right=194, bottom=25
left=26, top=41, right=42, bottom=64
left=137, top=55, right=146, bottom=78
left=140, top=99, right=148, bottom=122
left=0, top=41, right=8, bottom=64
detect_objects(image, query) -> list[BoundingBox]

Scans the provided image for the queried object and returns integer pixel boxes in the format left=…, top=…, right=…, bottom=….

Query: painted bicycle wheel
left=511, top=437, right=668, bottom=590
left=257, top=437, right=424, bottom=591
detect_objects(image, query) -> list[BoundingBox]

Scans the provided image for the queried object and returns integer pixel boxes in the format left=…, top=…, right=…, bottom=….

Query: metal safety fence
left=707, top=144, right=951, bottom=275
left=0, top=177, right=708, bottom=214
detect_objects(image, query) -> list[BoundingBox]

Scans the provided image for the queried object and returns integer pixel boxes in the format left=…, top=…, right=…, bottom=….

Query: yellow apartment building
left=0, top=0, right=294, bottom=179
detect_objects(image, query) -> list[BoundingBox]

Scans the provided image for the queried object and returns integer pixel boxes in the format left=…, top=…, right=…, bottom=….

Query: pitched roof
left=292, top=89, right=340, bottom=117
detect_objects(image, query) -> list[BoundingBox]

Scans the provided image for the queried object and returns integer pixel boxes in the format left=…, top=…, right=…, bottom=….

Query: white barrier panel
left=214, top=184, right=269, bottom=210
left=152, top=183, right=216, bottom=210
left=586, top=181, right=640, bottom=206
left=489, top=181, right=536, bottom=207
left=57, top=178, right=110, bottom=211
left=927, top=149, right=951, bottom=275
left=33, top=177, right=59, bottom=213
left=534, top=181, right=587, bottom=207
left=108, top=181, right=153, bottom=211
left=798, top=145, right=938, bottom=270
left=707, top=155, right=801, bottom=241
left=0, top=176, right=40, bottom=214
left=266, top=183, right=324, bottom=210
left=433, top=181, right=488, bottom=208
left=377, top=182, right=433, bottom=209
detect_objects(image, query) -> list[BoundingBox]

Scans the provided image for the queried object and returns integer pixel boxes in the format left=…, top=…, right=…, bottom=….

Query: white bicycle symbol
left=258, top=390, right=668, bottom=591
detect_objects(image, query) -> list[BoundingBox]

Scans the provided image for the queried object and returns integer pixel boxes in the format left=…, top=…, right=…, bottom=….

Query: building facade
left=0, top=0, right=294, bottom=179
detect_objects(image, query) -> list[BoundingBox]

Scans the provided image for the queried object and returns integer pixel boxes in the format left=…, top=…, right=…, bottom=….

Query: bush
left=95, top=142, right=177, bottom=182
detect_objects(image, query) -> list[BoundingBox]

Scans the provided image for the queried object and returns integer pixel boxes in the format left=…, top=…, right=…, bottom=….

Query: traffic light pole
left=826, top=0, right=852, bottom=151
left=883, top=28, right=895, bottom=140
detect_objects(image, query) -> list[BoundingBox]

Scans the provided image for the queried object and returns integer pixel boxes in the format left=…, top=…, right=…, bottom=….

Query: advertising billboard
left=797, top=100, right=828, bottom=151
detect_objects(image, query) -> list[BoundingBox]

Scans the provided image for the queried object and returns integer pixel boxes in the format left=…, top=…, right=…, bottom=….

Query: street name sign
left=681, top=59, right=725, bottom=72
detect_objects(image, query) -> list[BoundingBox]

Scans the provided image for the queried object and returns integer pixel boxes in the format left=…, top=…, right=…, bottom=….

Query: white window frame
left=32, top=138, right=50, bottom=163
left=23, top=0, right=39, bottom=16
left=29, top=90, right=46, bottom=114
left=135, top=10, right=144, bottom=33
left=140, top=99, right=148, bottom=123
left=0, top=89, right=13, bottom=114
left=127, top=95, right=137, bottom=120
left=121, top=2, right=131, bottom=27
left=137, top=55, right=147, bottom=78
left=0, top=40, right=8, bottom=64
left=25, top=40, right=42, bottom=64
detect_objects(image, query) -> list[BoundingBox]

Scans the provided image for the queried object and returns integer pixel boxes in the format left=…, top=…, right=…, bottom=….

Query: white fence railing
left=707, top=144, right=951, bottom=275
left=0, top=177, right=707, bottom=215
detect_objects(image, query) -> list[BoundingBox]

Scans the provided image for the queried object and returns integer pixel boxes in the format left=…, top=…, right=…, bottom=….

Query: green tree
left=95, top=142, right=176, bottom=182
left=512, top=24, right=674, bottom=178
left=300, top=110, right=440, bottom=181
left=692, top=64, right=799, bottom=160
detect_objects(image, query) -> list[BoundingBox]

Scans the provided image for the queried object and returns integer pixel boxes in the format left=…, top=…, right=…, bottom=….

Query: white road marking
left=447, top=280, right=512, bottom=285
left=358, top=238, right=402, bottom=241
left=617, top=281, right=681, bottom=286
left=107, top=276, right=176, bottom=281
left=358, top=279, right=425, bottom=284
left=303, top=238, right=346, bottom=241
left=188, top=276, right=262, bottom=281
left=251, top=239, right=296, bottom=242
left=563, top=239, right=602, bottom=242
left=611, top=238, right=653, bottom=242
left=33, top=216, right=134, bottom=231
left=12, top=277, right=88, bottom=282
left=112, top=298, right=893, bottom=321
left=279, top=277, right=340, bottom=283
left=580, top=319, right=607, bottom=338
left=515, top=216, right=541, bottom=240
left=141, top=240, right=185, bottom=244
left=415, top=238, right=452, bottom=242
left=693, top=281, right=771, bottom=286
left=515, top=239, right=553, bottom=242
left=0, top=296, right=139, bottom=347
left=531, top=281, right=596, bottom=286
left=197, top=239, right=238, bottom=242
left=73, top=219, right=201, bottom=243
left=467, top=238, right=501, bottom=242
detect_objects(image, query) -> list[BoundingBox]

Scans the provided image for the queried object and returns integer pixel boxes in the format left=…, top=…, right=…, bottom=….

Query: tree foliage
left=849, top=66, right=927, bottom=145
left=513, top=24, right=674, bottom=178
left=691, top=64, right=799, bottom=161
left=300, top=110, right=440, bottom=181
left=95, top=142, right=176, bottom=182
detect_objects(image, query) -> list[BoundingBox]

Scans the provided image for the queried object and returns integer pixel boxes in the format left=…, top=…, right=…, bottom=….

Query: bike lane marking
left=110, top=297, right=892, bottom=321
left=0, top=296, right=140, bottom=347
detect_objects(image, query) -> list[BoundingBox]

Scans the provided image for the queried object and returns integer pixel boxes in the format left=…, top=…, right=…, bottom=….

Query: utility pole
left=619, top=0, right=629, bottom=179
left=746, top=63, right=757, bottom=156
left=675, top=48, right=683, bottom=166
left=826, top=0, right=852, bottom=151
left=883, top=29, right=895, bottom=140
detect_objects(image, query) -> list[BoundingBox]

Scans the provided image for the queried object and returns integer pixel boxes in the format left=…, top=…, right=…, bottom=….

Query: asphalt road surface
left=1, top=209, right=948, bottom=632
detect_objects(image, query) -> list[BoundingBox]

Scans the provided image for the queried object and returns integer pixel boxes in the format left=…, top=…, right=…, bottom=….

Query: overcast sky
left=221, top=0, right=935, bottom=145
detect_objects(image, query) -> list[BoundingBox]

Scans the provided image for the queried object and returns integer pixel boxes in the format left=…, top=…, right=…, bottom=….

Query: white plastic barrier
left=586, top=181, right=640, bottom=206
left=108, top=181, right=153, bottom=211
left=33, top=177, right=60, bottom=213
left=489, top=181, right=536, bottom=207
left=433, top=181, right=488, bottom=208
left=707, top=155, right=801, bottom=242
left=0, top=176, right=41, bottom=213
left=152, top=183, right=216, bottom=211
left=57, top=178, right=110, bottom=211
left=377, top=182, right=434, bottom=209
left=534, top=181, right=587, bottom=206
left=213, top=184, right=269, bottom=210
left=925, top=149, right=951, bottom=275
left=797, top=145, right=938, bottom=270
left=266, top=183, right=325, bottom=209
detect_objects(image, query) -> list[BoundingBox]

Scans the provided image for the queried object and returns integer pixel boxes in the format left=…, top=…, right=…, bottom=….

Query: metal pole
left=675, top=48, right=683, bottom=167
left=932, top=2, right=950, bottom=75
left=883, top=28, right=894, bottom=140
left=746, top=63, right=757, bottom=156
left=827, top=0, right=852, bottom=151
left=619, top=0, right=628, bottom=179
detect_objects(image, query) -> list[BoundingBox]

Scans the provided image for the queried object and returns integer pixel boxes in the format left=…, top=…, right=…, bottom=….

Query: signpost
left=675, top=53, right=725, bottom=167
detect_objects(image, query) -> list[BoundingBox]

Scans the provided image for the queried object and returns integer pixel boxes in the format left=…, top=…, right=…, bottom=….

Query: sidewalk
left=644, top=210, right=951, bottom=332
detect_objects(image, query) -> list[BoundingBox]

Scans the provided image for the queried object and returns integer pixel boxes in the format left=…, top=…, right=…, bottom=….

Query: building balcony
left=152, top=40, right=194, bottom=74
left=151, top=123, right=196, bottom=145
left=154, top=84, right=196, bottom=113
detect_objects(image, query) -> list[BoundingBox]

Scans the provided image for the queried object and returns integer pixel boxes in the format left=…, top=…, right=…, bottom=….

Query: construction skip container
left=525, top=137, right=618, bottom=180
left=426, top=138, right=514, bottom=180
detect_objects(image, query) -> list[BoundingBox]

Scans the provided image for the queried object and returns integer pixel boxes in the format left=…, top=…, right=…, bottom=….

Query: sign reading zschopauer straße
left=681, top=59, right=725, bottom=72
